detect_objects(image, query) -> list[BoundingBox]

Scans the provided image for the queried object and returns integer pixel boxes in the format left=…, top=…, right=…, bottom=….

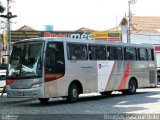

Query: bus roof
left=15, top=37, right=154, bottom=48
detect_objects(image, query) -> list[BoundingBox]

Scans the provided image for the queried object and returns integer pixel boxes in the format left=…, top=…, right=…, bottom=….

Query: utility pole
left=128, top=0, right=137, bottom=43
left=0, top=0, right=17, bottom=61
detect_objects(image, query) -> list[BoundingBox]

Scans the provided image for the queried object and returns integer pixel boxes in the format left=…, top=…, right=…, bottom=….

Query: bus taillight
left=6, top=80, right=15, bottom=85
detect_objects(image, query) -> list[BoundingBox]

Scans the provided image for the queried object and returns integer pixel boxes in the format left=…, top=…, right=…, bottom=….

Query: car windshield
left=7, top=41, right=44, bottom=79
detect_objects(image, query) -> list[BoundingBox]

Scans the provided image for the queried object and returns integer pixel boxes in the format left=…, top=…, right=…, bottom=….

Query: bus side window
left=117, top=47, right=123, bottom=60
left=107, top=46, right=111, bottom=60
left=124, top=47, right=136, bottom=60
left=89, top=45, right=106, bottom=60
left=89, top=45, right=97, bottom=60
left=137, top=48, right=140, bottom=60
left=139, top=48, right=148, bottom=61
left=151, top=49, right=155, bottom=61
left=148, top=49, right=154, bottom=61
left=100, top=46, right=107, bottom=60
left=108, top=46, right=118, bottom=60
left=67, top=44, right=87, bottom=60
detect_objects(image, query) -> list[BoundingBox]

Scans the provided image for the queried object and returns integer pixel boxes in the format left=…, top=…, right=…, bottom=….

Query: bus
left=154, top=44, right=160, bottom=84
left=5, top=37, right=157, bottom=103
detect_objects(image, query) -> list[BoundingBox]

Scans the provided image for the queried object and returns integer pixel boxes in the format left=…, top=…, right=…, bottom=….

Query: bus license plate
left=18, top=92, right=24, bottom=96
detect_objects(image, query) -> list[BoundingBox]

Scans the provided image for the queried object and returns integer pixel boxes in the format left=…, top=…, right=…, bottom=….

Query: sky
left=1, top=0, right=160, bottom=31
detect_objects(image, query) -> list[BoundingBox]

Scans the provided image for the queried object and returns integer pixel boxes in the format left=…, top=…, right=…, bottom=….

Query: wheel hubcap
left=72, top=89, right=78, bottom=98
left=130, top=82, right=135, bottom=92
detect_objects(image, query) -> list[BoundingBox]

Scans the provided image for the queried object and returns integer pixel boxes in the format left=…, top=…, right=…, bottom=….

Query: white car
left=0, top=69, right=6, bottom=92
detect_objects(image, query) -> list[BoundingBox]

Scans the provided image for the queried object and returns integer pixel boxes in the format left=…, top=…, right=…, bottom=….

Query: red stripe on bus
left=118, top=63, right=130, bottom=90
left=45, top=73, right=64, bottom=82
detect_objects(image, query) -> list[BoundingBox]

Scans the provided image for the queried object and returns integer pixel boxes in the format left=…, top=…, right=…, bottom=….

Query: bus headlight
left=31, top=83, right=42, bottom=88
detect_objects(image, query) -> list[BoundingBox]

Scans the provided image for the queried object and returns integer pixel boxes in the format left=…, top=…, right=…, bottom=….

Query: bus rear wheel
left=122, top=79, right=137, bottom=95
left=38, top=98, right=49, bottom=103
left=67, top=83, right=79, bottom=103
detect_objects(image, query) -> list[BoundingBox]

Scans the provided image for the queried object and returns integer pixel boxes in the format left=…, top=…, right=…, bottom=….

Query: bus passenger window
left=107, top=46, right=123, bottom=60
left=139, top=48, right=147, bottom=61
left=117, top=47, right=123, bottom=60
left=89, top=45, right=106, bottom=60
left=67, top=44, right=87, bottom=60
left=148, top=49, right=154, bottom=61
left=124, top=47, right=136, bottom=60
left=108, top=46, right=118, bottom=60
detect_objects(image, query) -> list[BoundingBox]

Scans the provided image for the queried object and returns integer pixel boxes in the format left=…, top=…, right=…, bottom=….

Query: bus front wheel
left=38, top=98, right=49, bottom=103
left=122, top=79, right=137, bottom=95
left=67, top=83, right=79, bottom=103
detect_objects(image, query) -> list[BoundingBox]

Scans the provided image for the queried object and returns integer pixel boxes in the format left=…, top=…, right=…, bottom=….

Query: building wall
left=122, top=33, right=160, bottom=44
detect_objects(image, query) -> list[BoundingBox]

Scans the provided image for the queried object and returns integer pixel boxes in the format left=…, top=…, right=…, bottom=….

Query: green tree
left=0, top=1, right=5, bottom=13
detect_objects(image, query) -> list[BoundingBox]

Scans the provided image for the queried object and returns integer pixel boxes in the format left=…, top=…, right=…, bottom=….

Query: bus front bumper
left=5, top=85, right=44, bottom=98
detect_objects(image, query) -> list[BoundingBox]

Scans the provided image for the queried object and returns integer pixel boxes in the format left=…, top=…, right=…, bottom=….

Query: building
left=120, top=16, right=160, bottom=44
left=17, top=25, right=36, bottom=31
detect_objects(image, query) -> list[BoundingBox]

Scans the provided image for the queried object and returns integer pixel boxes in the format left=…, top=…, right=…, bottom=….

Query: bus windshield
left=7, top=41, right=44, bottom=79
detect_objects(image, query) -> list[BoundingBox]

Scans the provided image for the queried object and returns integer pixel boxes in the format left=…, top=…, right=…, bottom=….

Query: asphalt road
left=0, top=86, right=160, bottom=120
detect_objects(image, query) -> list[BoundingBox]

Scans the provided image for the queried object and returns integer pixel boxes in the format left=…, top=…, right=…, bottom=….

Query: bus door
left=44, top=42, right=65, bottom=96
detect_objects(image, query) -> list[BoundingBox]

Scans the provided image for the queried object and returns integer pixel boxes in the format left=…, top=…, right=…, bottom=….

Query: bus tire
left=100, top=91, right=112, bottom=96
left=38, top=98, right=49, bottom=103
left=122, top=79, right=137, bottom=95
left=67, top=83, right=79, bottom=103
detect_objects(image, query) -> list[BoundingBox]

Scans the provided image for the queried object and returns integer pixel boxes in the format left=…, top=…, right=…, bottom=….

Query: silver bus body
left=6, top=37, right=157, bottom=102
